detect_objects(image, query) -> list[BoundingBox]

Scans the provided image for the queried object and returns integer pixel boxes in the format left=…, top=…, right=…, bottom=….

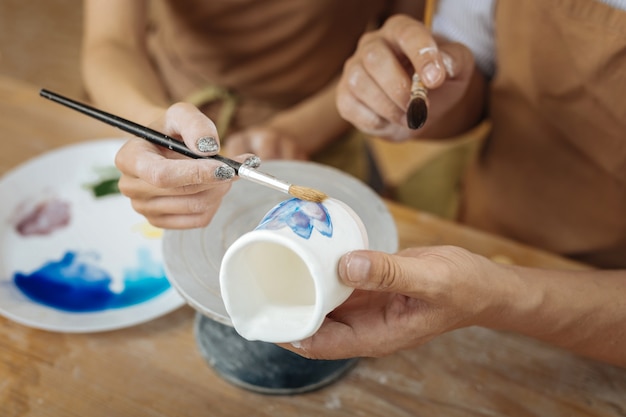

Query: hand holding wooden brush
left=407, top=0, right=436, bottom=130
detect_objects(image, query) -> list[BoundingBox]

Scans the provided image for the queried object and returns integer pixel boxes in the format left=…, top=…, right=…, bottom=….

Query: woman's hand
left=336, top=14, right=484, bottom=141
left=115, top=102, right=256, bottom=229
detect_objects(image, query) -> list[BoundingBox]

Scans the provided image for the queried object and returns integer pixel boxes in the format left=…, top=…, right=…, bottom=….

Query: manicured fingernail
left=214, top=165, right=235, bottom=180
left=243, top=155, right=261, bottom=168
left=423, top=61, right=443, bottom=86
left=197, top=136, right=219, bottom=153
left=441, top=51, right=455, bottom=77
left=343, top=252, right=371, bottom=285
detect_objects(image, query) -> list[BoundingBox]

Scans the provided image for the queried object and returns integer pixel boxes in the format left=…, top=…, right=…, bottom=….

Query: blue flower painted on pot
left=256, top=198, right=332, bottom=239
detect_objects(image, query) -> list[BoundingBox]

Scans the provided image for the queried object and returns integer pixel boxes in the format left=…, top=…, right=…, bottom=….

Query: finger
left=116, top=139, right=236, bottom=191
left=162, top=102, right=221, bottom=155
left=248, top=130, right=281, bottom=159
left=116, top=136, right=186, bottom=163
left=223, top=130, right=274, bottom=159
left=412, top=41, right=480, bottom=135
left=239, top=153, right=262, bottom=168
left=338, top=66, right=436, bottom=140
left=437, top=41, right=475, bottom=81
left=226, top=129, right=303, bottom=161
left=118, top=174, right=220, bottom=200
left=118, top=160, right=235, bottom=196
left=282, top=320, right=367, bottom=359
left=253, top=133, right=304, bottom=160
left=378, top=15, right=446, bottom=88
left=129, top=183, right=231, bottom=217
left=280, top=139, right=307, bottom=160
left=222, top=133, right=247, bottom=158
left=343, top=56, right=407, bottom=126
left=142, top=212, right=221, bottom=230
left=336, top=84, right=393, bottom=137
left=338, top=250, right=430, bottom=295
left=285, top=304, right=418, bottom=360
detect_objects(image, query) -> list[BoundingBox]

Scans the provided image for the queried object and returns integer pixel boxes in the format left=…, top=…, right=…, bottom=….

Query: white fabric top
left=432, top=0, right=626, bottom=78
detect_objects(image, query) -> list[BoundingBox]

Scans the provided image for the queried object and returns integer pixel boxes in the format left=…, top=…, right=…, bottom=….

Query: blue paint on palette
left=13, top=248, right=170, bottom=312
left=256, top=198, right=332, bottom=239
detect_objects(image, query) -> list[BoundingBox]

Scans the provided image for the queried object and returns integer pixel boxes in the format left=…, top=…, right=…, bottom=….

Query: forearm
left=486, top=263, right=626, bottom=367
left=82, top=43, right=169, bottom=124
left=265, top=77, right=353, bottom=155
left=81, top=0, right=169, bottom=125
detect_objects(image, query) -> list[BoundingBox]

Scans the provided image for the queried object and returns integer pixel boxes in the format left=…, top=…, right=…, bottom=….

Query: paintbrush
left=39, top=89, right=327, bottom=203
left=407, top=0, right=436, bottom=130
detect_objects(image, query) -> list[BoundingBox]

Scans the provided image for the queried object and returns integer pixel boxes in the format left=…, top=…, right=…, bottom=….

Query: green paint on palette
left=91, top=178, right=120, bottom=197
left=84, top=165, right=121, bottom=198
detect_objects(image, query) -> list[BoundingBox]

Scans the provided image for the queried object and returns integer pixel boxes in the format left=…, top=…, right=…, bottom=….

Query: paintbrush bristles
left=407, top=74, right=429, bottom=130
left=407, top=96, right=428, bottom=130
left=288, top=185, right=328, bottom=203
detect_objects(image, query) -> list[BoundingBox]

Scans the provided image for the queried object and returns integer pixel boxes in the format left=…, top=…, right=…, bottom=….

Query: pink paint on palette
left=14, top=198, right=71, bottom=236
left=11, top=169, right=120, bottom=237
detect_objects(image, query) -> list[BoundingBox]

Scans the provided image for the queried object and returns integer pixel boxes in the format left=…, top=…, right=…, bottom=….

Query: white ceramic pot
left=219, top=197, right=368, bottom=343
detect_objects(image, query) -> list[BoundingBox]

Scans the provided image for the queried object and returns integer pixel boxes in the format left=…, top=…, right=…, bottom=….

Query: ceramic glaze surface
left=220, top=198, right=368, bottom=343
left=162, top=160, right=399, bottom=327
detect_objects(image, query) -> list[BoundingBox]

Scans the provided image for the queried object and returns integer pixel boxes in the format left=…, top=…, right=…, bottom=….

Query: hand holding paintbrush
left=406, top=0, right=436, bottom=130
left=40, top=90, right=327, bottom=228
left=336, top=6, right=475, bottom=141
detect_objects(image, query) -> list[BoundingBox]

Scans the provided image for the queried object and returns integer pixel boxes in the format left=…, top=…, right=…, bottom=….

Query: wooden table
left=2, top=75, right=625, bottom=417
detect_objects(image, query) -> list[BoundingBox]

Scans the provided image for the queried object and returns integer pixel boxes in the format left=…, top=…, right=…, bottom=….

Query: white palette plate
left=0, top=139, right=184, bottom=333
left=163, top=160, right=399, bottom=325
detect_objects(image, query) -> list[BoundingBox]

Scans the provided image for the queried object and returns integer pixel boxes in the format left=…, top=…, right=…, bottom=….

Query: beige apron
left=146, top=0, right=394, bottom=182
left=459, top=0, right=626, bottom=268
left=182, top=84, right=372, bottom=183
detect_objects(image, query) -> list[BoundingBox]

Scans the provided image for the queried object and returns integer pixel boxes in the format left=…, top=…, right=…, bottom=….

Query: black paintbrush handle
left=39, top=89, right=242, bottom=170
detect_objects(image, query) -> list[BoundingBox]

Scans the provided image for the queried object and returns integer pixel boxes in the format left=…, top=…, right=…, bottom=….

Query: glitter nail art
left=197, top=136, right=219, bottom=153
left=243, top=155, right=261, bottom=168
left=215, top=165, right=235, bottom=180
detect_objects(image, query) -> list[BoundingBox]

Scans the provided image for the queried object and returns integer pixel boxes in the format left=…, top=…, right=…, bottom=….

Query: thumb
left=338, top=250, right=415, bottom=293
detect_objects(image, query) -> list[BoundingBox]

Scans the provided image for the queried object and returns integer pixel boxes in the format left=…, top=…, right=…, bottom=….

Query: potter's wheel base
left=194, top=313, right=358, bottom=395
